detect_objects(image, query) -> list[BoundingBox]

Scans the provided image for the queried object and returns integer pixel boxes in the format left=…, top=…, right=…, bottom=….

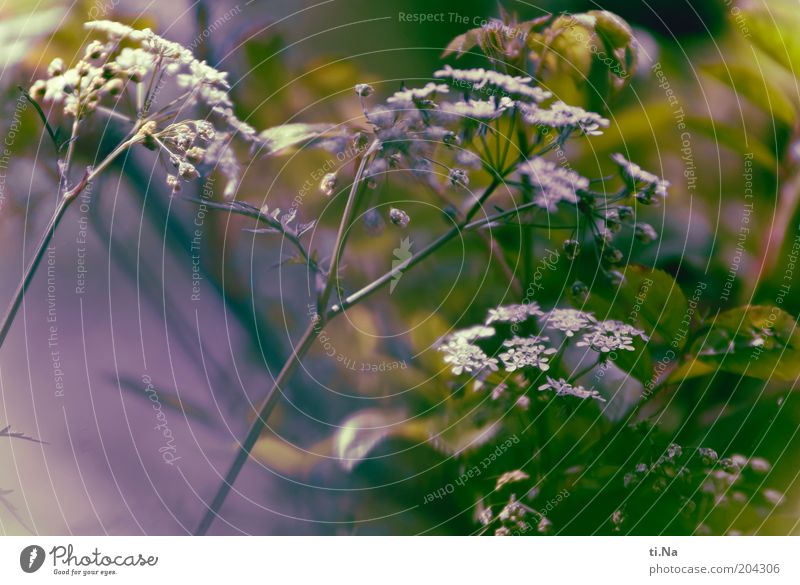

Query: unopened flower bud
left=85, top=41, right=106, bottom=60
left=443, top=131, right=459, bottom=146
left=186, top=146, right=206, bottom=164
left=319, top=172, right=337, bottom=197
left=571, top=280, right=589, bottom=303
left=196, top=120, right=215, bottom=142
left=178, top=162, right=199, bottom=180
left=634, top=223, right=658, bottom=244
left=30, top=80, right=47, bottom=98
left=105, top=78, right=124, bottom=96
left=48, top=58, right=64, bottom=77
left=389, top=207, right=410, bottom=228
left=563, top=239, right=580, bottom=261
left=618, top=205, right=634, bottom=221
left=166, top=174, right=181, bottom=193
left=354, top=83, right=374, bottom=97
left=448, top=168, right=469, bottom=188
left=603, top=247, right=624, bottom=264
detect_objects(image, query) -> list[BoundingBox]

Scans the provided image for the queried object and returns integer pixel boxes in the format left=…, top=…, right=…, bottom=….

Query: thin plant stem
left=196, top=152, right=522, bottom=534
left=0, top=197, right=72, bottom=349
left=328, top=178, right=502, bottom=318
left=0, top=133, right=141, bottom=353
left=194, top=141, right=380, bottom=535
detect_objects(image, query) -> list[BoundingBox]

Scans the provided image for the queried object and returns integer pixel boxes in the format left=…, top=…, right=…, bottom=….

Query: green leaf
left=739, top=1, right=800, bottom=78
left=685, top=116, right=778, bottom=169
left=701, top=63, right=796, bottom=126
left=569, top=266, right=688, bottom=383
left=332, top=408, right=500, bottom=470
left=259, top=123, right=350, bottom=156
left=588, top=10, right=633, bottom=50
left=576, top=266, right=689, bottom=349
left=671, top=305, right=800, bottom=382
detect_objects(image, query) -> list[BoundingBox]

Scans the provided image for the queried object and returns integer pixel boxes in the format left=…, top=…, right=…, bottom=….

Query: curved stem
left=0, top=196, right=74, bottom=350
left=0, top=134, right=140, bottom=353
left=328, top=178, right=502, bottom=318
left=195, top=141, right=380, bottom=535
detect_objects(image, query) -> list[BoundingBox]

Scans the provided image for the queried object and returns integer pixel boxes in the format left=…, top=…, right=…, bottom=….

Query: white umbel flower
left=438, top=339, right=499, bottom=376
left=440, top=96, right=514, bottom=121
left=576, top=320, right=647, bottom=353
left=434, top=65, right=552, bottom=103
left=522, top=101, right=610, bottom=135
left=499, top=336, right=557, bottom=372
left=542, top=308, right=596, bottom=337
left=518, top=158, right=589, bottom=211
left=538, top=376, right=606, bottom=402
left=611, top=153, right=670, bottom=202
left=386, top=83, right=449, bottom=107
left=440, top=325, right=496, bottom=345
left=485, top=303, right=543, bottom=325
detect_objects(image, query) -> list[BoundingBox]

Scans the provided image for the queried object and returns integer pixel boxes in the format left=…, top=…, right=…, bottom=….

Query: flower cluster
left=576, top=320, right=648, bottom=353
left=541, top=308, right=596, bottom=337
left=478, top=472, right=559, bottom=536
left=612, top=153, right=670, bottom=205
left=615, top=443, right=781, bottom=534
left=499, top=336, right=558, bottom=372
left=538, top=376, right=605, bottom=402
left=521, top=100, right=610, bottom=136
left=433, top=65, right=553, bottom=103
left=437, top=338, right=499, bottom=376
left=517, top=158, right=589, bottom=212
left=485, top=303, right=543, bottom=325
left=438, top=304, right=648, bottom=413
left=386, top=83, right=450, bottom=108
left=30, top=20, right=259, bottom=199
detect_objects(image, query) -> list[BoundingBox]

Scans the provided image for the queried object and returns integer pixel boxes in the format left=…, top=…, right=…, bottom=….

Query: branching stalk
left=195, top=140, right=380, bottom=535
